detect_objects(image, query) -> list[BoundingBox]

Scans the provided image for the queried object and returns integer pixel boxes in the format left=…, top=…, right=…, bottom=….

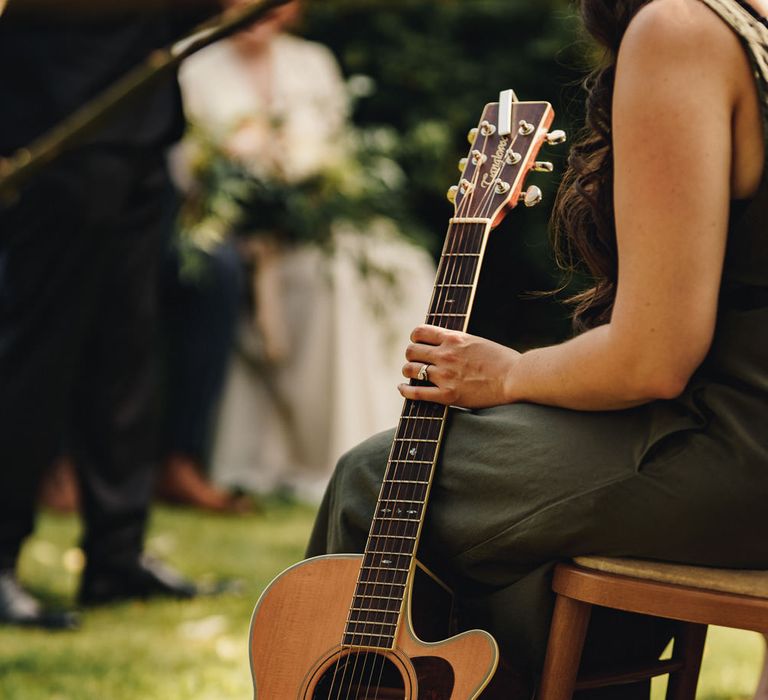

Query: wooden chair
left=538, top=556, right=768, bottom=699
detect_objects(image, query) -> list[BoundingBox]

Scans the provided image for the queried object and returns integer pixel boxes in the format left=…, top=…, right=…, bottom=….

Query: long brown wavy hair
left=552, top=0, right=651, bottom=333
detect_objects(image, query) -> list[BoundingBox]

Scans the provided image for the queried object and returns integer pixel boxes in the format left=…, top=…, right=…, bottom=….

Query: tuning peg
left=480, top=120, right=496, bottom=137
left=532, top=161, right=554, bottom=173
left=518, top=120, right=535, bottom=136
left=467, top=127, right=479, bottom=145
left=545, top=130, right=567, bottom=146
left=447, top=185, right=459, bottom=204
left=458, top=157, right=468, bottom=172
left=520, top=185, right=543, bottom=208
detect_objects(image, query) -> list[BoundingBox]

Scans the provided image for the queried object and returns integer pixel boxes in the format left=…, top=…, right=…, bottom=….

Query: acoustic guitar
left=249, top=90, right=565, bottom=699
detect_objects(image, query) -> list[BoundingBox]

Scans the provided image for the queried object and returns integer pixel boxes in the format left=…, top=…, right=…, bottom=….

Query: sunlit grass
left=0, top=505, right=763, bottom=699
left=651, top=627, right=764, bottom=700
left=2, top=502, right=317, bottom=700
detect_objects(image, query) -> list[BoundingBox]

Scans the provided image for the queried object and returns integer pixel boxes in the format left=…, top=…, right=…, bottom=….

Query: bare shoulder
left=621, top=0, right=746, bottom=75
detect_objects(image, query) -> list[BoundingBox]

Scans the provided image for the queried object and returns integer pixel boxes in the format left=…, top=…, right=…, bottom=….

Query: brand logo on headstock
left=480, top=136, right=509, bottom=189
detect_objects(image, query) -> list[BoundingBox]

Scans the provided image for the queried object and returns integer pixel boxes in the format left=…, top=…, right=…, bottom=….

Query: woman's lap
left=307, top=399, right=768, bottom=671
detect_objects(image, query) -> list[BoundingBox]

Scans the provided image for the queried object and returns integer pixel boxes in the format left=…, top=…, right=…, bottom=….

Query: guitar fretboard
left=343, top=220, right=491, bottom=649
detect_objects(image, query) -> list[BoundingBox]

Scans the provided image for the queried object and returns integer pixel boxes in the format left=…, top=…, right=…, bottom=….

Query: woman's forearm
left=507, top=324, right=687, bottom=411
left=401, top=321, right=700, bottom=410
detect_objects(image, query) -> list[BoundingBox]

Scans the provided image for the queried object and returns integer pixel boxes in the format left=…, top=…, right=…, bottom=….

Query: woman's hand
left=398, top=324, right=520, bottom=408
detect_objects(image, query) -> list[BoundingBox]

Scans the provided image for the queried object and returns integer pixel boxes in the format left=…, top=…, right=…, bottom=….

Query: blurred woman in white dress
left=167, top=0, right=435, bottom=503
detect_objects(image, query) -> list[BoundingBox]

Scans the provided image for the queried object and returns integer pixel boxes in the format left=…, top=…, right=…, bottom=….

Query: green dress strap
left=697, top=0, right=768, bottom=129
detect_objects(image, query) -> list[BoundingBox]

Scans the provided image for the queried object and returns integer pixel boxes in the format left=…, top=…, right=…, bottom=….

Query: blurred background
left=0, top=0, right=764, bottom=698
left=303, top=0, right=583, bottom=345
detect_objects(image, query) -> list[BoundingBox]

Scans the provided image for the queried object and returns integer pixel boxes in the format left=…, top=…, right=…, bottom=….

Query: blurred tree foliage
left=302, top=0, right=590, bottom=344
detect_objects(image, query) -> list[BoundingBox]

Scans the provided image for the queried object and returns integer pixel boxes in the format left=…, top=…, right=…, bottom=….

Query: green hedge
left=303, top=0, right=587, bottom=343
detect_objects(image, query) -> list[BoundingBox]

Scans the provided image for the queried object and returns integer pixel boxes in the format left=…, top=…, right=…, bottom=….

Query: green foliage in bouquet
left=178, top=122, right=429, bottom=258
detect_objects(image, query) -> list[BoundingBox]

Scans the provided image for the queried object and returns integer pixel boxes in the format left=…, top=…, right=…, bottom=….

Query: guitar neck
left=342, top=94, right=559, bottom=649
left=343, top=218, right=493, bottom=649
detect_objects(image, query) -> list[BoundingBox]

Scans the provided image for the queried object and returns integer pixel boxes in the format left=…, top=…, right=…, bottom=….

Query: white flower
left=346, top=73, right=376, bottom=99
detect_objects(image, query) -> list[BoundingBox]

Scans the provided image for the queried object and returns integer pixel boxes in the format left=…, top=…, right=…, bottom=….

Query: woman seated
left=307, top=0, right=768, bottom=696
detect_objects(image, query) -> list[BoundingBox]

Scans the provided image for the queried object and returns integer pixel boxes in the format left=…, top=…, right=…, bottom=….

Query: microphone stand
left=0, top=0, right=292, bottom=199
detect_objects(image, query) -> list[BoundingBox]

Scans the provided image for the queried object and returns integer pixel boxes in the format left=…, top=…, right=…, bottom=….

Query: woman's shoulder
left=620, top=0, right=749, bottom=94
left=625, top=0, right=749, bottom=54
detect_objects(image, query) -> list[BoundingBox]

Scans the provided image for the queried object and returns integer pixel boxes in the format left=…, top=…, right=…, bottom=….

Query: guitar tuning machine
left=467, top=127, right=478, bottom=145
left=520, top=185, right=543, bottom=208
left=518, top=120, right=535, bottom=136
left=545, top=130, right=567, bottom=146
left=447, top=179, right=474, bottom=203
left=471, top=150, right=488, bottom=166
left=480, top=120, right=496, bottom=137
left=532, top=161, right=554, bottom=173
left=458, top=157, right=468, bottom=172
left=505, top=150, right=522, bottom=166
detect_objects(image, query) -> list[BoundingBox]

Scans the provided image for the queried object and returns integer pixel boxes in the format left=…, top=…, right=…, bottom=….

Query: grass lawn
left=0, top=504, right=763, bottom=700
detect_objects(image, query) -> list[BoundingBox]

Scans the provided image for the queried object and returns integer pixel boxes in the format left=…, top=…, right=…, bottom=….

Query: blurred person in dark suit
left=0, top=0, right=219, bottom=628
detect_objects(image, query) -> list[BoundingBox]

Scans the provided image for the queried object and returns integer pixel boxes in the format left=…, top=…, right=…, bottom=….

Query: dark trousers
left=0, top=146, right=175, bottom=571
left=161, top=238, right=243, bottom=467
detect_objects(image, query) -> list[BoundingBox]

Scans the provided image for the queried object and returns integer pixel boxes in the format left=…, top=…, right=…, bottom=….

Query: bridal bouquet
left=177, top=117, right=423, bottom=256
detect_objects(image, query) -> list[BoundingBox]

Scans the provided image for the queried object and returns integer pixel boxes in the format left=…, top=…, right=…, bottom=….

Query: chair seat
left=574, top=556, right=768, bottom=599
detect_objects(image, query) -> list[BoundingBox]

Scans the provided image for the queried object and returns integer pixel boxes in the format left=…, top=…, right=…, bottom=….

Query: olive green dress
left=307, top=0, right=768, bottom=683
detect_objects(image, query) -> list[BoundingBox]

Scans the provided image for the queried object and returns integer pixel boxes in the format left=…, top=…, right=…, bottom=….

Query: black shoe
left=78, top=555, right=198, bottom=606
left=0, top=571, right=79, bottom=630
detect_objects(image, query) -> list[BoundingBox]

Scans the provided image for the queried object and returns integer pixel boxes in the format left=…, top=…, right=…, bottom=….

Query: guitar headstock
left=448, top=89, right=566, bottom=227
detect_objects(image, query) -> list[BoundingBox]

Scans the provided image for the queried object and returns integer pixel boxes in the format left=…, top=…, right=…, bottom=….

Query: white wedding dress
left=177, top=34, right=436, bottom=502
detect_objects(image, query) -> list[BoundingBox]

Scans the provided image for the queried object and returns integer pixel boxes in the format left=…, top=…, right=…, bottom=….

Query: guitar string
left=335, top=105, right=538, bottom=697
left=349, top=291, right=464, bottom=696
left=336, top=365, right=436, bottom=697
left=338, top=344, right=433, bottom=692
left=365, top=219, right=470, bottom=699
left=369, top=221, right=496, bottom=697
left=365, top=283, right=457, bottom=697
left=358, top=215, right=465, bottom=699
left=364, top=210, right=479, bottom=698
left=361, top=122, right=530, bottom=699
left=357, top=128, right=493, bottom=698
left=431, top=124, right=490, bottom=333
left=335, top=401, right=412, bottom=700
left=357, top=178, right=482, bottom=698
left=471, top=106, right=528, bottom=231
left=350, top=214, right=466, bottom=699
left=356, top=400, right=418, bottom=699
left=448, top=102, right=527, bottom=236
left=331, top=415, right=417, bottom=694
left=378, top=110, right=534, bottom=696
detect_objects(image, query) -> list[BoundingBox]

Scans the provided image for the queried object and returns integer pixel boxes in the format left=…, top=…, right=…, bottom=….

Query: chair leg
left=665, top=622, right=707, bottom=700
left=538, top=595, right=592, bottom=700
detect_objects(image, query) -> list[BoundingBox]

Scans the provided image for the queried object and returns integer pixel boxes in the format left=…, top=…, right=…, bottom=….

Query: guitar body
left=249, top=554, right=499, bottom=699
